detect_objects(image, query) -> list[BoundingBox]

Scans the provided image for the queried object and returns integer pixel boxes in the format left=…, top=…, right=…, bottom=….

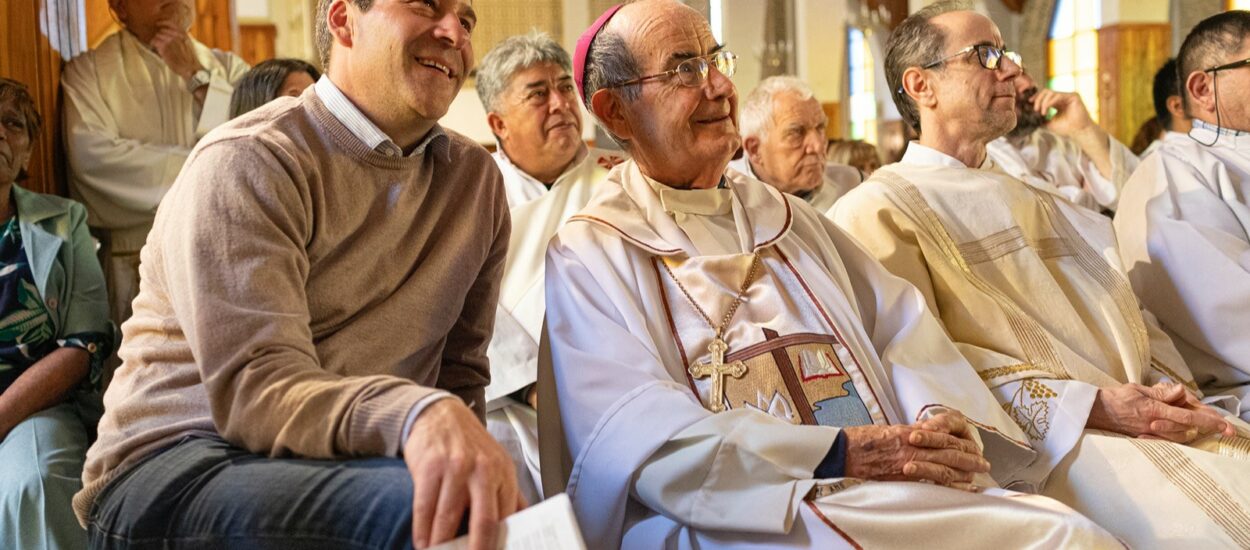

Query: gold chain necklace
left=659, top=252, right=762, bottom=412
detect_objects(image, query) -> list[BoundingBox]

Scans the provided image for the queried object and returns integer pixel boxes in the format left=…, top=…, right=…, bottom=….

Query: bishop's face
left=925, top=11, right=1021, bottom=142
left=615, top=3, right=740, bottom=188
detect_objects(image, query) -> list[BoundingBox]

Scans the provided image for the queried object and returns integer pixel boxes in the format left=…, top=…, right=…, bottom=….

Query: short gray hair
left=582, top=30, right=642, bottom=145
left=885, top=0, right=970, bottom=134
left=476, top=31, right=571, bottom=113
left=739, top=76, right=818, bottom=140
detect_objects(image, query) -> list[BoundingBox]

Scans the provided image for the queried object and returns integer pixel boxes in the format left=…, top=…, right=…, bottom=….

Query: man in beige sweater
left=76, top=1, right=521, bottom=549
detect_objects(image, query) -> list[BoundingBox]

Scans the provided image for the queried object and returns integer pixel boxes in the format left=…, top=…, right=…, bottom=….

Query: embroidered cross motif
left=689, top=338, right=747, bottom=413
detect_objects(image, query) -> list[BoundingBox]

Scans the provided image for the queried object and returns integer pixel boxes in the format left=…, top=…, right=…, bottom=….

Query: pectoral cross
left=688, top=338, right=747, bottom=413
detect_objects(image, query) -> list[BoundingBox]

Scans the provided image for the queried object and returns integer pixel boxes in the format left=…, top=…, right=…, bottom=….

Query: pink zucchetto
left=573, top=4, right=625, bottom=105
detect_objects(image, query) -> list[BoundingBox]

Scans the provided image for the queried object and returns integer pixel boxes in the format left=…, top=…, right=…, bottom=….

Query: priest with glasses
left=541, top=1, right=1121, bottom=548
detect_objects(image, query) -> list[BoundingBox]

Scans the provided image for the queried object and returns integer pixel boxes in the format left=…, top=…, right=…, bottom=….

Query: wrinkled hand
left=1032, top=88, right=1095, bottom=137
left=405, top=398, right=525, bottom=550
left=150, top=22, right=203, bottom=81
left=843, top=411, right=990, bottom=490
left=1088, top=382, right=1233, bottom=442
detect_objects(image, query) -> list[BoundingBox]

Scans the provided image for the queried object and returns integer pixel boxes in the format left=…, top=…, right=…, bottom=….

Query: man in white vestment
left=728, top=76, right=863, bottom=213
left=985, top=70, right=1138, bottom=212
left=1116, top=11, right=1250, bottom=423
left=541, top=2, right=1122, bottom=548
left=834, top=3, right=1250, bottom=547
left=62, top=0, right=249, bottom=326
left=474, top=32, right=618, bottom=504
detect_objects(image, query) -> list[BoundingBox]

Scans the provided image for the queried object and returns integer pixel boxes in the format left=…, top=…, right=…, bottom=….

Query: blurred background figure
left=1130, top=117, right=1164, bottom=156
left=1139, top=57, right=1193, bottom=157
left=0, top=78, right=113, bottom=550
left=828, top=139, right=882, bottom=176
left=63, top=0, right=249, bottom=331
left=229, top=58, right=321, bottom=119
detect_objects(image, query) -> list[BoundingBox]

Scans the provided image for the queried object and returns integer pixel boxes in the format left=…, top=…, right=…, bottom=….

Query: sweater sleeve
left=435, top=166, right=509, bottom=420
left=158, top=138, right=436, bottom=459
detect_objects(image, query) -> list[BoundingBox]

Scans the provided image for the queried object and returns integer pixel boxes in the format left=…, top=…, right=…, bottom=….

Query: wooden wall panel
left=191, top=0, right=235, bottom=52
left=1, top=0, right=87, bottom=197
left=822, top=101, right=843, bottom=140
left=239, top=23, right=278, bottom=66
left=1097, top=23, right=1170, bottom=146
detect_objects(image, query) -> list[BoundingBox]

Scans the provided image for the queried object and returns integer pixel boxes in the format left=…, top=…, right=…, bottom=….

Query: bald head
left=579, top=0, right=739, bottom=189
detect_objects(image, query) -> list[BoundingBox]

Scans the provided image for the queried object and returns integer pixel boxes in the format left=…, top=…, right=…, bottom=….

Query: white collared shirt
left=313, top=76, right=448, bottom=159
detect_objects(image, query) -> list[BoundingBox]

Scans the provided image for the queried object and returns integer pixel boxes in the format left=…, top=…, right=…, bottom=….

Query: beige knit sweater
left=74, top=90, right=509, bottom=522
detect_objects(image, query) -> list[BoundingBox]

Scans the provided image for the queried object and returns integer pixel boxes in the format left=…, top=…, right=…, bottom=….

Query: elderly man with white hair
left=730, top=76, right=862, bottom=212
left=540, top=1, right=1121, bottom=548
left=474, top=31, right=618, bottom=505
left=834, top=1, right=1250, bottom=546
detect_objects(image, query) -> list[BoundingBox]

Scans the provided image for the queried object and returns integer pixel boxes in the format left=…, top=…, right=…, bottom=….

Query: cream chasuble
left=1116, top=123, right=1250, bottom=422
left=834, top=143, right=1250, bottom=548
left=544, top=160, right=1120, bottom=549
left=484, top=145, right=615, bottom=503
left=986, top=128, right=1138, bottom=211
left=63, top=30, right=249, bottom=249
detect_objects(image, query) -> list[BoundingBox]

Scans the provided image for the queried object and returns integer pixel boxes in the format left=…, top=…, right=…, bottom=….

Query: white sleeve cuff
left=399, top=391, right=457, bottom=454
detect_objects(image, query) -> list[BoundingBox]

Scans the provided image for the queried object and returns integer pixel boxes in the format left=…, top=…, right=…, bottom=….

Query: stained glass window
left=847, top=27, right=877, bottom=144
left=1047, top=0, right=1100, bottom=122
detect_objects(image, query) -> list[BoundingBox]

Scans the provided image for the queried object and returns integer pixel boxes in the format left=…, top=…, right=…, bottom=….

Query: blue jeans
left=88, top=436, right=415, bottom=549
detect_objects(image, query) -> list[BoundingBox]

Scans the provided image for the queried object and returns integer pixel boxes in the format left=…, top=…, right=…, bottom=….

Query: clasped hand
left=842, top=411, right=990, bottom=491
left=1088, top=382, right=1233, bottom=443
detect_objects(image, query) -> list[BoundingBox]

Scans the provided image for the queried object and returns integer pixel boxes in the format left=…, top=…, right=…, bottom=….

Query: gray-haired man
left=729, top=76, right=862, bottom=212
left=475, top=31, right=618, bottom=505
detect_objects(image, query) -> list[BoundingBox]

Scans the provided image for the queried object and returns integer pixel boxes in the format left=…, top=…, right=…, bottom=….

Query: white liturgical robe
left=544, top=160, right=1120, bottom=549
left=483, top=145, right=616, bottom=503
left=834, top=143, right=1250, bottom=548
left=1115, top=122, right=1250, bottom=422
left=62, top=30, right=248, bottom=323
left=986, top=128, right=1138, bottom=211
left=726, top=156, right=862, bottom=213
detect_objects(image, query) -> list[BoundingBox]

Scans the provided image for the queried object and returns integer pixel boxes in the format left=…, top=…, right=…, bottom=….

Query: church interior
left=2, top=0, right=1250, bottom=548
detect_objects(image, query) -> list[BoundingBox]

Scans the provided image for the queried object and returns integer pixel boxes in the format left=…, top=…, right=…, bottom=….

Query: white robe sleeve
left=196, top=51, right=250, bottom=138
left=546, top=235, right=835, bottom=537
left=1077, top=133, right=1139, bottom=210
left=62, top=57, right=191, bottom=219
left=1117, top=150, right=1250, bottom=400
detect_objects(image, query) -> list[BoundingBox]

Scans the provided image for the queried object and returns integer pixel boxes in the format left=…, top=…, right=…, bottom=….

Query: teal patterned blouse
left=0, top=216, right=109, bottom=394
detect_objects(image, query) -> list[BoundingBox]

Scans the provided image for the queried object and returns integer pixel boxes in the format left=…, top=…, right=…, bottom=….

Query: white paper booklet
left=429, top=493, right=587, bottom=550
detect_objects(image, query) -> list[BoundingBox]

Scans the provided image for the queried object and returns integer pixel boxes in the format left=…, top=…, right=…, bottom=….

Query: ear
left=902, top=67, right=936, bottom=109
left=743, top=135, right=762, bottom=162
left=1166, top=95, right=1185, bottom=120
left=590, top=89, right=633, bottom=142
left=487, top=111, right=508, bottom=141
left=327, top=0, right=354, bottom=51
left=1185, top=70, right=1215, bottom=113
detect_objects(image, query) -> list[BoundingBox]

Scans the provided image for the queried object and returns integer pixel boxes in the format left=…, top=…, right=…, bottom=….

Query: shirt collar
left=1192, top=119, right=1250, bottom=138
left=494, top=142, right=589, bottom=189
left=314, top=76, right=449, bottom=161
left=900, top=141, right=994, bottom=169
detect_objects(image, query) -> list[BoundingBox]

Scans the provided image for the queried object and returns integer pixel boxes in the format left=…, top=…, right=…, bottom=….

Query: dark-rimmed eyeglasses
left=610, top=51, right=738, bottom=89
left=923, top=44, right=1022, bottom=71
left=1205, top=57, right=1250, bottom=74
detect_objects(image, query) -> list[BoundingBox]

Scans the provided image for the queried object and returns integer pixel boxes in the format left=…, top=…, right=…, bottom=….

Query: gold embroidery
left=878, top=173, right=1071, bottom=380
left=1195, top=436, right=1250, bottom=461
left=807, top=479, right=866, bottom=500
left=958, top=227, right=1072, bottom=265
left=1031, top=189, right=1157, bottom=376
left=978, top=364, right=1048, bottom=381
left=1001, top=379, right=1056, bottom=441
left=1130, top=439, right=1250, bottom=547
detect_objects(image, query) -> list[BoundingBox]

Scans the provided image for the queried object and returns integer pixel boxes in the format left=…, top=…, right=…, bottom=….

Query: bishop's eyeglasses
left=610, top=50, right=738, bottom=89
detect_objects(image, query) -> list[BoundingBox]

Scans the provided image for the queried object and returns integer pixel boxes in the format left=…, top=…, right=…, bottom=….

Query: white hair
left=476, top=31, right=572, bottom=114
left=739, top=76, right=818, bottom=140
